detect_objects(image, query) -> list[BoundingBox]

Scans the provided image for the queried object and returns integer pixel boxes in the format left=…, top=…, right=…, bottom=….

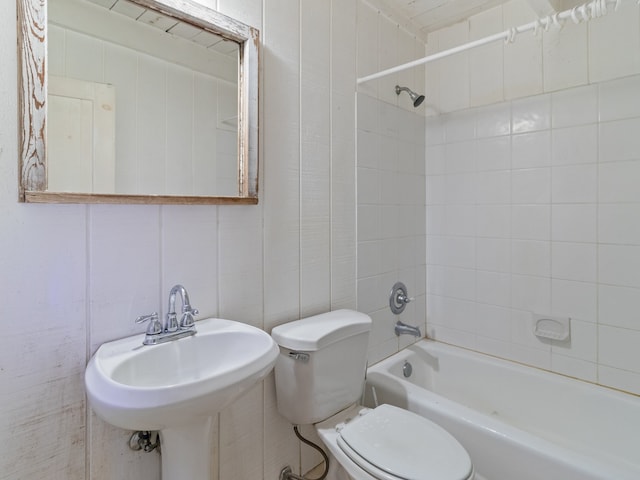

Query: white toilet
left=271, top=309, right=475, bottom=480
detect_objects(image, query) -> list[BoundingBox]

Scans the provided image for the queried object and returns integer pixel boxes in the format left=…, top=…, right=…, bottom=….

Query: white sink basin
left=85, top=318, right=279, bottom=431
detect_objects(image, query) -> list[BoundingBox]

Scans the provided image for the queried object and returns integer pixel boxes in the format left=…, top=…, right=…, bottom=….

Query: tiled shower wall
left=426, top=75, right=640, bottom=395
left=424, top=0, right=640, bottom=395
left=357, top=93, right=426, bottom=364
left=355, top=1, right=427, bottom=364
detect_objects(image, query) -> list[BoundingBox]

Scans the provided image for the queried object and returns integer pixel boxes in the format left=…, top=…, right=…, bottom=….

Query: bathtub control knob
left=390, top=282, right=413, bottom=314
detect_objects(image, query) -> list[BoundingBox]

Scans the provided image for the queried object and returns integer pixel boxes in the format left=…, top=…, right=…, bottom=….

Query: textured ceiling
left=369, top=0, right=581, bottom=40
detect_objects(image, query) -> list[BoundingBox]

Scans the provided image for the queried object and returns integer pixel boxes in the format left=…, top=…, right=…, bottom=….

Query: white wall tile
left=440, top=235, right=476, bottom=268
left=426, top=175, right=445, bottom=205
left=511, top=307, right=551, bottom=352
left=599, top=245, right=640, bottom=288
left=511, top=205, right=550, bottom=240
left=588, top=0, right=640, bottom=83
left=511, top=167, right=551, bottom=204
left=599, top=160, right=640, bottom=203
left=542, top=21, right=588, bottom=92
left=512, top=240, right=550, bottom=277
left=476, top=237, right=511, bottom=272
left=551, top=124, right=598, bottom=166
left=551, top=204, right=597, bottom=243
left=476, top=205, right=510, bottom=238
left=598, top=365, right=640, bottom=396
left=445, top=173, right=476, bottom=205
left=512, top=131, right=551, bottom=169
left=599, top=284, right=640, bottom=330
left=599, top=204, right=640, bottom=245
left=599, top=118, right=640, bottom=163
left=551, top=279, right=597, bottom=323
left=475, top=102, right=511, bottom=138
left=476, top=170, right=511, bottom=204
left=357, top=205, right=380, bottom=241
left=476, top=271, right=511, bottom=307
left=475, top=303, right=511, bottom=340
left=357, top=91, right=425, bottom=358
left=419, top=4, right=640, bottom=393
left=599, top=325, right=640, bottom=373
left=475, top=136, right=511, bottom=171
left=511, top=275, right=551, bottom=317
left=552, top=164, right=597, bottom=203
left=551, top=242, right=597, bottom=283
left=550, top=318, right=597, bottom=362
left=426, top=145, right=446, bottom=175
left=512, top=94, right=551, bottom=133
left=445, top=205, right=477, bottom=236
left=445, top=140, right=476, bottom=173
left=599, top=75, right=640, bottom=122
left=444, top=111, right=477, bottom=143
left=551, top=354, right=596, bottom=382
left=551, top=84, right=598, bottom=128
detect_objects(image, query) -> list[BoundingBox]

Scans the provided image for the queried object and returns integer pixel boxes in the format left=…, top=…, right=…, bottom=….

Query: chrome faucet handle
left=390, top=282, right=413, bottom=314
left=135, top=312, right=162, bottom=335
left=397, top=293, right=414, bottom=304
left=165, top=312, right=179, bottom=333
left=180, top=307, right=199, bottom=328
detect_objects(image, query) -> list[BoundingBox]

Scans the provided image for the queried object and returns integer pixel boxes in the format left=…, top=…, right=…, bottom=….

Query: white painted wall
left=423, top=0, right=640, bottom=395
left=0, top=0, right=356, bottom=479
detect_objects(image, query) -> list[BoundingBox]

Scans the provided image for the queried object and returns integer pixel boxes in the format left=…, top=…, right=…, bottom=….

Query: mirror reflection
left=47, top=0, right=240, bottom=196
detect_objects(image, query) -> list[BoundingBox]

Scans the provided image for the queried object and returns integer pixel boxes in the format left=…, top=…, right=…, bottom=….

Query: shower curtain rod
left=357, top=0, right=633, bottom=84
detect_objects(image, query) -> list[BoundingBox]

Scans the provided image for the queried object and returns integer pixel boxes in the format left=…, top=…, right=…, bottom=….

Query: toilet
left=271, top=309, right=474, bottom=480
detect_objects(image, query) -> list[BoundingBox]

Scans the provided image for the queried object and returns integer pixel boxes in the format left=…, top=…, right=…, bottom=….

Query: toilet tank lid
left=271, top=310, right=372, bottom=351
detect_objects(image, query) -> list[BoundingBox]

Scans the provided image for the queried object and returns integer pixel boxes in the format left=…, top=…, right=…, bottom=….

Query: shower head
left=395, top=85, right=425, bottom=108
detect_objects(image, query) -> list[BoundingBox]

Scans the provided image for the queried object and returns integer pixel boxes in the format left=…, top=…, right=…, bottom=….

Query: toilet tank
left=271, top=310, right=372, bottom=425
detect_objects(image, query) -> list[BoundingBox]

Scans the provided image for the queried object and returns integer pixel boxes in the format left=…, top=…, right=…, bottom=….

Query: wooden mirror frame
left=17, top=0, right=259, bottom=205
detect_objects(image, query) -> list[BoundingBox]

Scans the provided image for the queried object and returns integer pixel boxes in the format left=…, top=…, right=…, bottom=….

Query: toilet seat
left=336, top=404, right=473, bottom=480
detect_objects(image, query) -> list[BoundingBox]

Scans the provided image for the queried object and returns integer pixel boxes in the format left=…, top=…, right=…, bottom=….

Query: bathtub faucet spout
left=394, top=320, right=421, bottom=337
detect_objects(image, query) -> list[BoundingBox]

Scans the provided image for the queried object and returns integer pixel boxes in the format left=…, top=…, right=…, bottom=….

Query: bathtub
left=364, top=340, right=640, bottom=480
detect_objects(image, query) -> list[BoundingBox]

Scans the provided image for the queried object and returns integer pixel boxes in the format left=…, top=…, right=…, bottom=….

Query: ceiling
left=369, top=0, right=581, bottom=40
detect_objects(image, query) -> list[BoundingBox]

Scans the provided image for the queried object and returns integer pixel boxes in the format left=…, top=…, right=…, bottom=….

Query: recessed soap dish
left=533, top=314, right=571, bottom=341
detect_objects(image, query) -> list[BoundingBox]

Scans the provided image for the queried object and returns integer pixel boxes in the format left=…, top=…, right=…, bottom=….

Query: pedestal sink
left=85, top=318, right=279, bottom=479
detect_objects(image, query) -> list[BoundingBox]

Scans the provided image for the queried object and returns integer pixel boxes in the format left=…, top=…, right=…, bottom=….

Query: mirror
left=18, top=0, right=259, bottom=204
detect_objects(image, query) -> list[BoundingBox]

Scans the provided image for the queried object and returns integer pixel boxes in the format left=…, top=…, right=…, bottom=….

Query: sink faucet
left=167, top=284, right=199, bottom=331
left=394, top=320, right=421, bottom=338
left=135, top=284, right=199, bottom=346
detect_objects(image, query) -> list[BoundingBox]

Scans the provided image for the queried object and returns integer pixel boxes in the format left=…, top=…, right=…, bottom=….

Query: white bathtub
left=364, top=340, right=640, bottom=480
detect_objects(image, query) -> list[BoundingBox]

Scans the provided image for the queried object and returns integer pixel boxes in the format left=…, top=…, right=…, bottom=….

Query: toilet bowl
left=271, top=310, right=475, bottom=480
left=315, top=404, right=474, bottom=480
